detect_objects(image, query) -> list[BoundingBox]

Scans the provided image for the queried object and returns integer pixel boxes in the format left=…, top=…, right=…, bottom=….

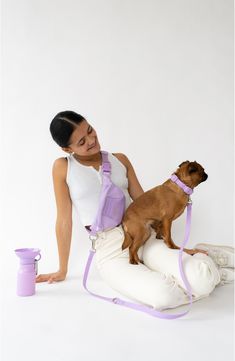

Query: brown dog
left=122, top=160, right=208, bottom=264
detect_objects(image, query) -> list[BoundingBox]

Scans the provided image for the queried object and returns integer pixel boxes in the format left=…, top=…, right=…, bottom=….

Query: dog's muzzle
left=202, top=173, right=208, bottom=182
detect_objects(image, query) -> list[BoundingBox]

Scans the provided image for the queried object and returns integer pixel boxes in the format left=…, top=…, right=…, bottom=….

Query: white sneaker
left=194, top=242, right=234, bottom=268
left=218, top=268, right=235, bottom=285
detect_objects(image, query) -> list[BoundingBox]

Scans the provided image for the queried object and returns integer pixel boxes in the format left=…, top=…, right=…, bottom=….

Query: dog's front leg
left=161, top=218, right=179, bottom=249
left=162, top=218, right=208, bottom=256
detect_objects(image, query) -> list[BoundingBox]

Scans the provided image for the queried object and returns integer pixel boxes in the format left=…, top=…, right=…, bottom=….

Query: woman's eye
left=78, top=127, right=93, bottom=146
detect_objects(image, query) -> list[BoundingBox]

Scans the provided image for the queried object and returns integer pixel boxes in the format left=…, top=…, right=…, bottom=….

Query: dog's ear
left=188, top=162, right=198, bottom=174
left=178, top=160, right=190, bottom=168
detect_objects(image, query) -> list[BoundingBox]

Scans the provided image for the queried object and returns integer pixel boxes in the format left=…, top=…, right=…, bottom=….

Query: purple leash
left=82, top=199, right=194, bottom=320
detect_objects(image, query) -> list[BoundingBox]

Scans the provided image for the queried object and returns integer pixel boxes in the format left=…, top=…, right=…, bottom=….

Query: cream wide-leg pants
left=93, top=225, right=221, bottom=311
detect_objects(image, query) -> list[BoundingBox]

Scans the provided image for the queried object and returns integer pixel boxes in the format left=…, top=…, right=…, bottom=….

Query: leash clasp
left=187, top=196, right=193, bottom=204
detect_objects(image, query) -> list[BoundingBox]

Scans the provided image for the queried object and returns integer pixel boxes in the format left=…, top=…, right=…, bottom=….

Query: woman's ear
left=61, top=147, right=72, bottom=154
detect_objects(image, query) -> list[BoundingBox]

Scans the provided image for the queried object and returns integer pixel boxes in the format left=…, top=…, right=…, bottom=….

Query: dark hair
left=49, top=110, right=86, bottom=147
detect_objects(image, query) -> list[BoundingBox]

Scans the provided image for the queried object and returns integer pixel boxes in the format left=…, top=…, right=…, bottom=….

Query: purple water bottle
left=15, top=248, right=41, bottom=296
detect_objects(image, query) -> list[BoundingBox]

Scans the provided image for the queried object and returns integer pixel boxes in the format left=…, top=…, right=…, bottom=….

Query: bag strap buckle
left=89, top=234, right=98, bottom=250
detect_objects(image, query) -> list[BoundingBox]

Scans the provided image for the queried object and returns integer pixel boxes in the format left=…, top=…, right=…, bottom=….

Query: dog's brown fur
left=122, top=161, right=208, bottom=264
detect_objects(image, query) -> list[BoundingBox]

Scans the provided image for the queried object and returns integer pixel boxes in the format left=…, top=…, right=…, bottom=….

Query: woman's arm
left=36, top=158, right=72, bottom=283
left=114, top=153, right=144, bottom=201
left=52, top=158, right=73, bottom=273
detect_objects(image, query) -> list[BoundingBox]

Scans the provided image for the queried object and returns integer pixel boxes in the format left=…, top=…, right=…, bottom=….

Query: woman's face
left=63, top=119, right=101, bottom=156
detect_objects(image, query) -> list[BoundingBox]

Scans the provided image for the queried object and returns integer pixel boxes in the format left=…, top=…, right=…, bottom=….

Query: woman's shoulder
left=111, top=152, right=129, bottom=171
left=52, top=156, right=68, bottom=181
left=53, top=156, right=68, bottom=168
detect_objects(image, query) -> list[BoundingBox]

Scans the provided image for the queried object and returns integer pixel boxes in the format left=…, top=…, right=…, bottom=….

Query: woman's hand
left=36, top=270, right=67, bottom=283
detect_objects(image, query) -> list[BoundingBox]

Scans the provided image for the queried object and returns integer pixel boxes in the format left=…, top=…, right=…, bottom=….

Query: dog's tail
left=122, top=231, right=133, bottom=251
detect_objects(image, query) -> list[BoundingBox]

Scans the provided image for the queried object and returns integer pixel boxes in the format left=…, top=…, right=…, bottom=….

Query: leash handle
left=82, top=202, right=193, bottom=319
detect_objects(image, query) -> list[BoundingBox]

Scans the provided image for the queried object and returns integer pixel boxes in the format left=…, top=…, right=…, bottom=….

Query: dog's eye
left=188, top=167, right=197, bottom=174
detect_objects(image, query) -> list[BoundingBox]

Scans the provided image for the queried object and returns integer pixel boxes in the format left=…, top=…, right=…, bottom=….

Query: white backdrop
left=1, top=0, right=233, bottom=275
left=0, top=1, right=234, bottom=360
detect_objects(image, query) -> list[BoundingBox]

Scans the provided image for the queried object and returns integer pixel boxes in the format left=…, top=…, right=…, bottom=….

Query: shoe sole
left=195, top=243, right=234, bottom=253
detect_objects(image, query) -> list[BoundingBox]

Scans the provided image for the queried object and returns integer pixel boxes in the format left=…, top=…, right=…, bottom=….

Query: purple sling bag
left=83, top=150, right=193, bottom=319
left=87, top=151, right=126, bottom=238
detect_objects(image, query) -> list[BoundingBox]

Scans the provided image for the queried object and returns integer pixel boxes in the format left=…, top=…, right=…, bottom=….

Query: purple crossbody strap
left=82, top=154, right=194, bottom=319
left=88, top=151, right=112, bottom=237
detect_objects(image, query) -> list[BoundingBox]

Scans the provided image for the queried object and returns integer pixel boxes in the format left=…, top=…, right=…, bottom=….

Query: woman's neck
left=73, top=151, right=102, bottom=163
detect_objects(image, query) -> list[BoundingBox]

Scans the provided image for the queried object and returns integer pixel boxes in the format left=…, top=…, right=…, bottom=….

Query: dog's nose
left=202, top=173, right=208, bottom=182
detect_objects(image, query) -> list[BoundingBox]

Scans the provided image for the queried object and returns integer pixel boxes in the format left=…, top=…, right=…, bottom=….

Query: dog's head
left=175, top=160, right=208, bottom=188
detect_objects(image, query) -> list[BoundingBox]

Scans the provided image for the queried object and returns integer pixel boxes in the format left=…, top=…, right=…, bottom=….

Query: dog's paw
left=184, top=248, right=208, bottom=256
left=130, top=257, right=143, bottom=265
left=130, top=258, right=139, bottom=265
left=193, top=248, right=209, bottom=256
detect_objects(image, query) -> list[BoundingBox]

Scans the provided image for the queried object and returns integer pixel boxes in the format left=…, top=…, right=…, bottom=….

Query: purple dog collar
left=170, top=174, right=193, bottom=195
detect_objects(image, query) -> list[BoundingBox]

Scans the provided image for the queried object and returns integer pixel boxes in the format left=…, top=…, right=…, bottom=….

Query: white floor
left=1, top=269, right=234, bottom=361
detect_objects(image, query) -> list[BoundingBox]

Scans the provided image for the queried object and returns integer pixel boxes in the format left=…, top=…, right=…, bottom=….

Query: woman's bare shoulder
left=52, top=157, right=68, bottom=180
left=112, top=153, right=129, bottom=170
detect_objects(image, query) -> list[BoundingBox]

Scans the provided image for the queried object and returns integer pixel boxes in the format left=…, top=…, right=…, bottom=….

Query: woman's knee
left=148, top=274, right=187, bottom=310
left=185, top=259, right=217, bottom=296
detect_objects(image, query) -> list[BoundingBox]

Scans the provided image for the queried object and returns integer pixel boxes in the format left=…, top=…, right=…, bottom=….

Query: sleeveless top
left=65, top=152, right=132, bottom=227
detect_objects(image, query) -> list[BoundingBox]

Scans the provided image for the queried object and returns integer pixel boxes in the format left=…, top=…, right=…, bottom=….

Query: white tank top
left=66, top=152, right=132, bottom=226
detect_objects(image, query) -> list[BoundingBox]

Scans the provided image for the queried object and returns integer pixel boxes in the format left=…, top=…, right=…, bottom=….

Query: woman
left=36, top=110, right=234, bottom=310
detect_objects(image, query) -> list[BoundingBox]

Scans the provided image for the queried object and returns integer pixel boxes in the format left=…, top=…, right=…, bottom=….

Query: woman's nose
left=87, top=136, right=96, bottom=147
